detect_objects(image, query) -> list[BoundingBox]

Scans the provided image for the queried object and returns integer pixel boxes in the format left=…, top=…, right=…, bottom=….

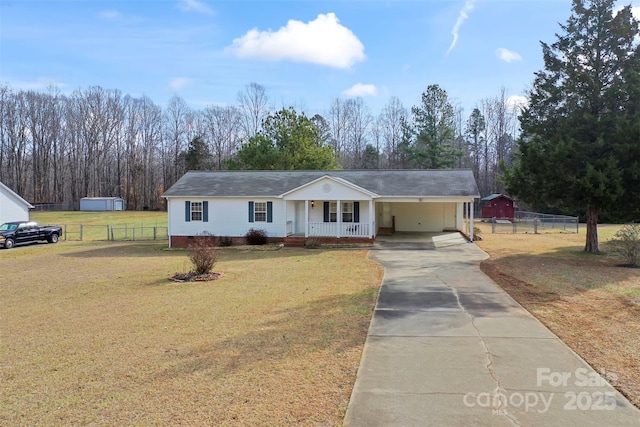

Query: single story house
left=80, top=197, right=125, bottom=211
left=161, top=170, right=480, bottom=248
left=0, top=181, right=33, bottom=224
left=481, top=193, right=517, bottom=220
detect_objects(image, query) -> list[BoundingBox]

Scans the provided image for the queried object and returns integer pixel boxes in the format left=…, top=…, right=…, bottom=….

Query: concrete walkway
left=343, top=233, right=640, bottom=426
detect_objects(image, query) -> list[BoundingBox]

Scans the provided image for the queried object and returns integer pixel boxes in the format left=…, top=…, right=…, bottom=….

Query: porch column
left=469, top=201, right=474, bottom=242
left=284, top=199, right=288, bottom=236
left=369, top=199, right=374, bottom=238
left=337, top=200, right=342, bottom=238
left=305, top=200, right=309, bottom=238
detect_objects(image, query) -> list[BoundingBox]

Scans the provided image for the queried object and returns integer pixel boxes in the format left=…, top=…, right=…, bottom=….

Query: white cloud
left=495, top=48, right=522, bottom=63
left=178, top=0, right=214, bottom=15
left=100, top=10, right=121, bottom=20
left=169, top=77, right=190, bottom=90
left=226, top=13, right=366, bottom=69
left=342, top=83, right=378, bottom=97
left=447, top=0, right=478, bottom=55
left=507, top=95, right=528, bottom=113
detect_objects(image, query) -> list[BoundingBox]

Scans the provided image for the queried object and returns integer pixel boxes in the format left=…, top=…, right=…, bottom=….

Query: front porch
left=284, top=198, right=376, bottom=239
left=306, top=221, right=371, bottom=238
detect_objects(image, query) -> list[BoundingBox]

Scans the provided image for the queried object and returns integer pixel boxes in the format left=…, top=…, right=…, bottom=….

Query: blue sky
left=1, top=0, right=638, bottom=117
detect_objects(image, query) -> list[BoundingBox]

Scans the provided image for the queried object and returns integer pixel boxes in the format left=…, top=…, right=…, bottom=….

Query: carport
left=375, top=198, right=475, bottom=239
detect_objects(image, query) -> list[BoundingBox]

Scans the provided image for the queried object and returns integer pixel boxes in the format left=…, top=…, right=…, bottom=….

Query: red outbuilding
left=481, top=194, right=517, bottom=220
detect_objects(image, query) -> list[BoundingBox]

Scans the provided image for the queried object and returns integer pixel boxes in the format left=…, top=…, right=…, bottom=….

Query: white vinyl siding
left=170, top=198, right=283, bottom=237
left=0, top=184, right=31, bottom=224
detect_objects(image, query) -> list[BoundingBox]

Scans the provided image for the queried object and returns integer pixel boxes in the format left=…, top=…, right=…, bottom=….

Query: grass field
left=0, top=237, right=384, bottom=425
left=31, top=211, right=168, bottom=241
left=475, top=223, right=640, bottom=408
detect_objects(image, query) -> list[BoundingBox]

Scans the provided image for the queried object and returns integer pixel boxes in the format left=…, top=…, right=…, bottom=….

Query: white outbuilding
left=0, top=181, right=33, bottom=224
left=80, top=197, right=125, bottom=211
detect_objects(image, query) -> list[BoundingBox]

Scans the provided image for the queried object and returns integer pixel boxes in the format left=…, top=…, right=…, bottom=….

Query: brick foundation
left=304, top=237, right=374, bottom=245
left=170, top=235, right=285, bottom=248
left=170, top=235, right=373, bottom=248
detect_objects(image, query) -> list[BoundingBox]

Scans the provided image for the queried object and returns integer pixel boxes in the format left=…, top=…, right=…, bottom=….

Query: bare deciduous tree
left=237, top=82, right=269, bottom=141
left=378, top=97, right=408, bottom=169
left=202, top=105, right=241, bottom=170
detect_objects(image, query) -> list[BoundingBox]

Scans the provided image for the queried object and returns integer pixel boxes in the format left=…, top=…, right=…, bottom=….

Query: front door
left=444, top=204, right=457, bottom=229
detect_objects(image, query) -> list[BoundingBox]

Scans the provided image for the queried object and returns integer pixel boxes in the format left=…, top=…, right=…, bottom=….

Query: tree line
left=0, top=81, right=521, bottom=210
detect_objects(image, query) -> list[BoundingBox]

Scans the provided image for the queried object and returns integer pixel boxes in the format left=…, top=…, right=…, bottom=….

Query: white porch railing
left=286, top=220, right=293, bottom=236
left=307, top=222, right=370, bottom=237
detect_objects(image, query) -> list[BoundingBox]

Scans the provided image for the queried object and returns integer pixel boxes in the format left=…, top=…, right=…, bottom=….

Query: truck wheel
left=48, top=233, right=59, bottom=244
left=4, top=238, right=14, bottom=249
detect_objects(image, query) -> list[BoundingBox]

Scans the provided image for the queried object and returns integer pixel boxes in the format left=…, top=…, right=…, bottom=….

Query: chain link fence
left=32, top=203, right=74, bottom=211
left=61, top=223, right=168, bottom=241
left=489, top=211, right=579, bottom=234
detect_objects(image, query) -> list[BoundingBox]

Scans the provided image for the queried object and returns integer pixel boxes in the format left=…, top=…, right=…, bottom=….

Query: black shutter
left=185, top=201, right=191, bottom=222
left=248, top=201, right=254, bottom=223
left=267, top=201, right=273, bottom=223
left=354, top=202, right=360, bottom=223
left=323, top=202, right=329, bottom=222
left=203, top=201, right=209, bottom=222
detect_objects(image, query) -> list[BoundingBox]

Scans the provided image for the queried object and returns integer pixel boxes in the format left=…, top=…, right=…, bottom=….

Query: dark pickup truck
left=0, top=221, right=62, bottom=249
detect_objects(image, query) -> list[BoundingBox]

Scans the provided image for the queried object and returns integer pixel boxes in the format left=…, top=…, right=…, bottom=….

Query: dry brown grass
left=476, top=223, right=640, bottom=407
left=0, top=241, right=383, bottom=426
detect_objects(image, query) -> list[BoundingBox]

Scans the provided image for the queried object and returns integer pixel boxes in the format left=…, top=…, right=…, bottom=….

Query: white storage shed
left=80, top=197, right=125, bottom=211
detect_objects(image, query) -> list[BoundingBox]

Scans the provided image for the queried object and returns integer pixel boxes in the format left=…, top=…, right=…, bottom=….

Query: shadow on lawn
left=60, top=242, right=172, bottom=258
left=480, top=245, right=640, bottom=301
left=151, top=288, right=378, bottom=381
left=60, top=242, right=324, bottom=260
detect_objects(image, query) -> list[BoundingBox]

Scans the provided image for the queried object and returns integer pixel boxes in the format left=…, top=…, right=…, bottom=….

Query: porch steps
left=284, top=236, right=306, bottom=248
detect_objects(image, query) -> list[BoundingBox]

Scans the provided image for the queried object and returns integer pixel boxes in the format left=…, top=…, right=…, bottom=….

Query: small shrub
left=473, top=226, right=482, bottom=241
left=245, top=228, right=268, bottom=245
left=305, top=238, right=322, bottom=249
left=610, top=223, right=640, bottom=267
left=219, top=236, right=233, bottom=247
left=188, top=233, right=218, bottom=275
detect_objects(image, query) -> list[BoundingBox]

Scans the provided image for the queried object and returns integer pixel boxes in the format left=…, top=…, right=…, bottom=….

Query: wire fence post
left=80, top=224, right=83, bottom=241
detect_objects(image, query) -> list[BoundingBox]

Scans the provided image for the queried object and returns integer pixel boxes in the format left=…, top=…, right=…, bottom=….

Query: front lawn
left=0, top=242, right=383, bottom=425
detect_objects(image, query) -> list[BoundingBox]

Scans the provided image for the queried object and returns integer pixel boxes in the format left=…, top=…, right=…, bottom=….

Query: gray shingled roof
left=162, top=170, right=480, bottom=198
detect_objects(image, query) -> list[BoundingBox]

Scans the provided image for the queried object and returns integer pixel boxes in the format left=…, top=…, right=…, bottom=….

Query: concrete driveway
left=343, top=233, right=640, bottom=426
